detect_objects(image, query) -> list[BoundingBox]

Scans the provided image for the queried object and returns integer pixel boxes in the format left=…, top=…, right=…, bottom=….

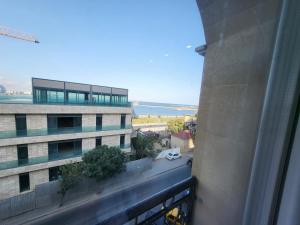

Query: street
left=27, top=165, right=191, bottom=225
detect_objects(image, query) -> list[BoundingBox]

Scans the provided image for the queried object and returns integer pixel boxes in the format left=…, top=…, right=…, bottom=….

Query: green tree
left=58, top=162, right=83, bottom=206
left=132, top=135, right=157, bottom=159
left=167, top=119, right=184, bottom=134
left=82, top=145, right=125, bottom=181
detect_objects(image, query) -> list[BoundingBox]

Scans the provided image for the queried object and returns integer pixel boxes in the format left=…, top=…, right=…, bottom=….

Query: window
left=48, top=139, right=82, bottom=160
left=121, top=114, right=126, bottom=129
left=49, top=167, right=60, bottom=181
left=47, top=114, right=82, bottom=133
left=19, top=173, right=30, bottom=192
left=92, top=93, right=111, bottom=105
left=17, top=145, right=28, bottom=165
left=96, top=137, right=102, bottom=147
left=96, top=114, right=102, bottom=130
left=47, top=90, right=64, bottom=103
left=15, top=114, right=27, bottom=136
left=67, top=91, right=89, bottom=104
left=120, top=135, right=125, bottom=147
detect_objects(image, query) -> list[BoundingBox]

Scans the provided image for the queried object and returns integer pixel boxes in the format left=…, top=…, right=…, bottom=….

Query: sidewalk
left=2, top=156, right=190, bottom=225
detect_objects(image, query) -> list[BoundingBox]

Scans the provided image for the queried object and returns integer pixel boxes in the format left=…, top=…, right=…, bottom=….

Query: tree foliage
left=58, top=162, right=83, bottom=205
left=132, top=135, right=157, bottom=159
left=167, top=119, right=184, bottom=134
left=82, top=145, right=126, bottom=181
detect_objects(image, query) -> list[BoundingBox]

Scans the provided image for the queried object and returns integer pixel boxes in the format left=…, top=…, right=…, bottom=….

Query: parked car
left=166, top=152, right=182, bottom=160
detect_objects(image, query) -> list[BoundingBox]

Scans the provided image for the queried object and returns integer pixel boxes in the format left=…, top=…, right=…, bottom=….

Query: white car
left=166, top=152, right=182, bottom=160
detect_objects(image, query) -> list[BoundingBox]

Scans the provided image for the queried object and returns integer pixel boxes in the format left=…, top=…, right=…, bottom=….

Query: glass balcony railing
left=0, top=125, right=132, bottom=139
left=35, top=99, right=132, bottom=107
left=0, top=144, right=131, bottom=170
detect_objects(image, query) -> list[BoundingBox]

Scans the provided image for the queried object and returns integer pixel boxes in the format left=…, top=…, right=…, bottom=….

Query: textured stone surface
left=0, top=157, right=82, bottom=178
left=30, top=169, right=49, bottom=190
left=82, top=115, right=96, bottom=127
left=0, top=115, right=15, bottom=132
left=28, top=143, right=48, bottom=158
left=102, top=135, right=120, bottom=146
left=26, top=114, right=47, bottom=130
left=0, top=128, right=131, bottom=147
left=0, top=104, right=132, bottom=114
left=102, top=114, right=121, bottom=127
left=125, top=114, right=132, bottom=125
left=82, top=138, right=96, bottom=150
left=0, top=175, right=19, bottom=199
left=0, top=146, right=17, bottom=162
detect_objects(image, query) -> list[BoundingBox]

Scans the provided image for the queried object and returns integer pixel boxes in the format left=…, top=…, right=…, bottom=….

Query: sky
left=0, top=0, right=205, bottom=105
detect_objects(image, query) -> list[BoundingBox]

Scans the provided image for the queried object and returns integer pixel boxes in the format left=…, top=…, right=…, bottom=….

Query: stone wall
left=0, top=114, right=15, bottom=132
left=125, top=114, right=131, bottom=125
left=102, top=135, right=120, bottom=146
left=82, top=114, right=96, bottom=127
left=82, top=137, right=96, bottom=150
left=0, top=146, right=17, bottom=162
left=26, top=114, right=47, bottom=130
left=0, top=175, right=19, bottom=199
left=28, top=143, right=48, bottom=158
left=30, top=169, right=49, bottom=190
left=103, top=114, right=121, bottom=127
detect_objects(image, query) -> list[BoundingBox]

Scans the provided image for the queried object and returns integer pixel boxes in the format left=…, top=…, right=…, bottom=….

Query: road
left=28, top=165, right=191, bottom=225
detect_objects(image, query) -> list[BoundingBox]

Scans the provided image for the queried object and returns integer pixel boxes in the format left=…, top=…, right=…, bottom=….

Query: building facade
left=0, top=78, right=132, bottom=200
left=171, top=130, right=194, bottom=153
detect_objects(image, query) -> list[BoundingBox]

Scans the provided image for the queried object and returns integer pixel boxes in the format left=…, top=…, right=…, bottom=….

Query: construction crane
left=0, top=26, right=39, bottom=43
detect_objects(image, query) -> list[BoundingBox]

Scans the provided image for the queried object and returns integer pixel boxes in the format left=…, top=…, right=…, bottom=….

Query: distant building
left=171, top=130, right=194, bottom=153
left=0, top=77, right=132, bottom=200
left=132, top=123, right=168, bottom=134
left=0, top=84, right=6, bottom=94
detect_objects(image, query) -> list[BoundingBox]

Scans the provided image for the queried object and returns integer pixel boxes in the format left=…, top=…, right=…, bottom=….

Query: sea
left=132, top=101, right=197, bottom=117
left=0, top=95, right=197, bottom=117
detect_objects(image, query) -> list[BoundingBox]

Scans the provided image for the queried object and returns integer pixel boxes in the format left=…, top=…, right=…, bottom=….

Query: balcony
left=0, top=144, right=131, bottom=170
left=101, top=176, right=196, bottom=225
left=0, top=125, right=132, bottom=139
left=0, top=95, right=132, bottom=107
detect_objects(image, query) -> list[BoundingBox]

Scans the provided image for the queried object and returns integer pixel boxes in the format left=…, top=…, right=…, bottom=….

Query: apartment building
left=0, top=78, right=132, bottom=199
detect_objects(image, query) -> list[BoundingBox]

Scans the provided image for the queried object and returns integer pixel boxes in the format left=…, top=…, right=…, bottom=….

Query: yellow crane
left=0, top=26, right=39, bottom=43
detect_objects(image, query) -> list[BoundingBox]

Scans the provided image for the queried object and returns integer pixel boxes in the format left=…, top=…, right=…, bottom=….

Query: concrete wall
left=30, top=169, right=49, bottom=190
left=0, top=114, right=15, bottom=132
left=82, top=114, right=96, bottom=127
left=192, top=1, right=281, bottom=225
left=102, top=114, right=121, bottom=127
left=0, top=146, right=17, bottom=162
left=28, top=143, right=48, bottom=158
left=26, top=114, right=47, bottom=130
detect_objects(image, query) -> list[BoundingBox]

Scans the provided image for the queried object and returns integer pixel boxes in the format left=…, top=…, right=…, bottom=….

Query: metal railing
left=0, top=125, right=132, bottom=139
left=0, top=144, right=131, bottom=170
left=100, top=176, right=196, bottom=225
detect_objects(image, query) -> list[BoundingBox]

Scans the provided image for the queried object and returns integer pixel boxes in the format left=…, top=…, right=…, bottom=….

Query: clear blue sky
left=0, top=0, right=205, bottom=105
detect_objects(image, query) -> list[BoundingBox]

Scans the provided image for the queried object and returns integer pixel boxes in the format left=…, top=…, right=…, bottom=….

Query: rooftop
left=0, top=78, right=131, bottom=107
left=172, top=130, right=193, bottom=140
